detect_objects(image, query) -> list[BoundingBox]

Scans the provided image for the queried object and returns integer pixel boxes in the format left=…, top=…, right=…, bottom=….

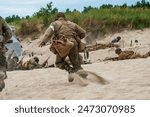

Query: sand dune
left=1, top=28, right=150, bottom=99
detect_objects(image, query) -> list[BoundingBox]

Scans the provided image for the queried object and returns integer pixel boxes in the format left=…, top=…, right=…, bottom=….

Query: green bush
left=17, top=19, right=39, bottom=36
left=9, top=1, right=150, bottom=37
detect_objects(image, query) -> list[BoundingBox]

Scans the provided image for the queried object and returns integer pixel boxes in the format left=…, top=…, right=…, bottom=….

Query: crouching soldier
left=0, top=16, right=12, bottom=92
left=7, top=56, right=19, bottom=71
left=22, top=57, right=42, bottom=70
left=6, top=50, right=20, bottom=71
left=115, top=48, right=150, bottom=60
left=39, top=12, right=88, bottom=82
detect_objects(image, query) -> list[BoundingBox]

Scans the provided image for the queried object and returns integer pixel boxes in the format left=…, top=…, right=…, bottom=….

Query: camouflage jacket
left=7, top=59, right=18, bottom=71
left=0, top=16, right=12, bottom=44
left=22, top=59, right=42, bottom=70
left=118, top=50, right=134, bottom=60
left=41, top=17, right=86, bottom=44
left=118, top=50, right=149, bottom=60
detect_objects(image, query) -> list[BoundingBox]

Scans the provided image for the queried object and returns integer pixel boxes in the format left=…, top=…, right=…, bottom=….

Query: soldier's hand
left=39, top=42, right=45, bottom=47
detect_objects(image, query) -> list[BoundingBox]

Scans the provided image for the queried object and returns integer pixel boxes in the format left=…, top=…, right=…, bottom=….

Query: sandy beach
left=1, top=28, right=150, bottom=100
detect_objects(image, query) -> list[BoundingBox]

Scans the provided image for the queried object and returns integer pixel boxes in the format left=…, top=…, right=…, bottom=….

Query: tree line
left=5, top=0, right=150, bottom=37
left=5, top=0, right=150, bottom=24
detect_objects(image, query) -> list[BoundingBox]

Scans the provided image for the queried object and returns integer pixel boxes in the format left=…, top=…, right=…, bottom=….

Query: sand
left=1, top=28, right=150, bottom=99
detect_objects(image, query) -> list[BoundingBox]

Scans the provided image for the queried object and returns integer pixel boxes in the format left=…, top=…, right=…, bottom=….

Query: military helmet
left=13, top=56, right=19, bottom=62
left=33, top=57, right=39, bottom=63
left=55, top=12, right=66, bottom=20
left=117, top=36, right=121, bottom=40
left=115, top=48, right=122, bottom=54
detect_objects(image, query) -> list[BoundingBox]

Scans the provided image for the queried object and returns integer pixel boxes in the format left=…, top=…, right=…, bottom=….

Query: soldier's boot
left=68, top=73, right=75, bottom=82
left=64, top=63, right=88, bottom=82
left=64, top=64, right=75, bottom=82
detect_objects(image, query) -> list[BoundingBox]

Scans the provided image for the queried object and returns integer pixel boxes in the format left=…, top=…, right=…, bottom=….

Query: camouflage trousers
left=0, top=70, right=6, bottom=92
left=55, top=38, right=82, bottom=73
left=130, top=53, right=149, bottom=59
left=0, top=52, right=7, bottom=68
left=0, top=52, right=7, bottom=92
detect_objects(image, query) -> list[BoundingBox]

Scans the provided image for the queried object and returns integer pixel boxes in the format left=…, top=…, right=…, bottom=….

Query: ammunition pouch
left=50, top=36, right=74, bottom=58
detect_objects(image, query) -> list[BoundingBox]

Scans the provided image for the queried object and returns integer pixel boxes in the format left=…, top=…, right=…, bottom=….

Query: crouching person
left=115, top=48, right=150, bottom=60
left=22, top=57, right=42, bottom=70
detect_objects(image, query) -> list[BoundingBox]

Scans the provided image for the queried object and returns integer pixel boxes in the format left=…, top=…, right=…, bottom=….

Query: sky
left=0, top=0, right=143, bottom=18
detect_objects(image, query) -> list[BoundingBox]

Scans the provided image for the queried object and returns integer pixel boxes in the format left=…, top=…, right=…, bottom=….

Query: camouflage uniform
left=41, top=16, right=86, bottom=73
left=7, top=57, right=19, bottom=71
left=22, top=57, right=42, bottom=70
left=118, top=50, right=149, bottom=60
left=0, top=16, right=12, bottom=91
left=6, top=50, right=19, bottom=71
